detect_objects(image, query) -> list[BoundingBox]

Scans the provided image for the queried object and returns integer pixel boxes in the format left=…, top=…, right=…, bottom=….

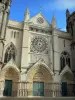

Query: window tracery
left=30, top=36, right=48, bottom=53
left=60, top=51, right=70, bottom=71
left=4, top=44, right=16, bottom=63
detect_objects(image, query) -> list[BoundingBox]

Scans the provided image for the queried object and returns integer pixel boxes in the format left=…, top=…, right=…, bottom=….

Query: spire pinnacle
left=24, top=7, right=30, bottom=22
left=52, top=13, right=57, bottom=29
left=40, top=6, right=42, bottom=13
left=66, top=9, right=70, bottom=19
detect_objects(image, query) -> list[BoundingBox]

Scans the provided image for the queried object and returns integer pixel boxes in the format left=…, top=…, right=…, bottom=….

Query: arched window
left=69, top=22, right=73, bottom=36
left=14, top=31, right=16, bottom=38
left=4, top=44, right=16, bottom=63
left=60, top=51, right=70, bottom=71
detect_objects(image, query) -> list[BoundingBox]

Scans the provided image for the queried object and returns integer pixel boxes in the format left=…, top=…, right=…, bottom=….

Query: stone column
left=52, top=29, right=61, bottom=97
left=1, top=11, right=9, bottom=38
left=52, top=29, right=60, bottom=73
left=21, top=22, right=29, bottom=81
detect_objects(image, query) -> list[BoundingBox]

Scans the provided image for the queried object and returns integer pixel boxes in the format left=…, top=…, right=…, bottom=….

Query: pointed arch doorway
left=61, top=72, right=73, bottom=96
left=3, top=67, right=20, bottom=96
left=27, top=64, right=53, bottom=96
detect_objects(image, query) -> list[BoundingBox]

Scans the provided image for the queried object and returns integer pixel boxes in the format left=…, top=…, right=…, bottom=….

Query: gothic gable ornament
left=37, top=17, right=44, bottom=24
left=29, top=13, right=50, bottom=27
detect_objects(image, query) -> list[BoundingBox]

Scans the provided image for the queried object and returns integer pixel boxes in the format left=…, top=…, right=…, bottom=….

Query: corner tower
left=0, top=0, right=11, bottom=62
left=66, top=10, right=75, bottom=77
left=0, top=0, right=11, bottom=38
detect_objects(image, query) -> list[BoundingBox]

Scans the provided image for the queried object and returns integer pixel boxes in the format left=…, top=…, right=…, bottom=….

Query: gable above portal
left=28, top=13, right=51, bottom=28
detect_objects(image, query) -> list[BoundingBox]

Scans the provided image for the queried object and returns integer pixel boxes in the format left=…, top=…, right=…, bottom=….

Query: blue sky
left=9, top=0, right=75, bottom=31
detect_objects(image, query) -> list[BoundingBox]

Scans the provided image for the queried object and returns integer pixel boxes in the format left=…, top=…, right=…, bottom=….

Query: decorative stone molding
left=60, top=65, right=73, bottom=78
left=2, top=58, right=20, bottom=73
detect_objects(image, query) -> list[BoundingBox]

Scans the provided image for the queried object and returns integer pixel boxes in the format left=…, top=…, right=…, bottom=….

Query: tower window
left=4, top=44, right=16, bottom=63
left=69, top=22, right=73, bottom=35
left=17, top=32, right=19, bottom=37
left=64, top=40, right=65, bottom=47
left=11, top=31, right=13, bottom=38
left=14, top=31, right=16, bottom=38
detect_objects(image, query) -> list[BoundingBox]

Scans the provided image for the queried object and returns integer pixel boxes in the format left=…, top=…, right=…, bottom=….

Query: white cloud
left=43, top=0, right=75, bottom=11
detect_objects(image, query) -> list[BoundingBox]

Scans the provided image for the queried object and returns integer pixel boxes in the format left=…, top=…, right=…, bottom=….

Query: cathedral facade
left=0, top=0, right=75, bottom=97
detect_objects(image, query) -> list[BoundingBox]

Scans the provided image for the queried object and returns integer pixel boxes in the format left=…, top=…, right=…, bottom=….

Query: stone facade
left=0, top=0, right=75, bottom=97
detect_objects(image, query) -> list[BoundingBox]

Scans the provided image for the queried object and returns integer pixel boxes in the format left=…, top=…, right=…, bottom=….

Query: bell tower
left=0, top=0, right=11, bottom=38
left=0, top=0, right=11, bottom=63
left=66, top=10, right=75, bottom=83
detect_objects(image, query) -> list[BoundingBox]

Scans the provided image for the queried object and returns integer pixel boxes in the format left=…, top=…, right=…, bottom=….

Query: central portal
left=27, top=64, right=53, bottom=96
left=33, top=82, right=44, bottom=96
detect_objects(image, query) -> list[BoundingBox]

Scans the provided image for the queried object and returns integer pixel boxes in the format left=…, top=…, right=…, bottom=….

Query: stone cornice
left=7, top=20, right=23, bottom=30
left=29, top=30, right=51, bottom=36
left=29, top=23, right=51, bottom=30
left=7, top=25, right=23, bottom=31
left=54, top=29, right=72, bottom=40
